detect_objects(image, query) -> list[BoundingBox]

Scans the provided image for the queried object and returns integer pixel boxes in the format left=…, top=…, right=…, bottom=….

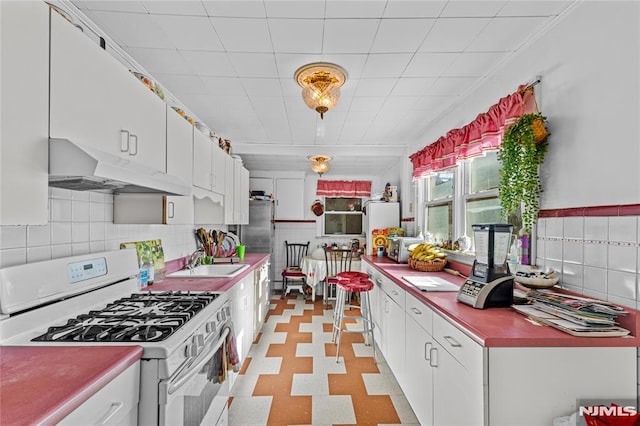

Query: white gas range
left=0, top=249, right=232, bottom=426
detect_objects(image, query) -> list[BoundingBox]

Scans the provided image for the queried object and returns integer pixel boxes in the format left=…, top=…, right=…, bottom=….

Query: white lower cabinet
left=60, top=361, right=140, bottom=425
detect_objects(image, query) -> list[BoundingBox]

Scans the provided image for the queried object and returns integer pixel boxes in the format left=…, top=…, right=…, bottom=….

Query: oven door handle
left=166, top=326, right=230, bottom=395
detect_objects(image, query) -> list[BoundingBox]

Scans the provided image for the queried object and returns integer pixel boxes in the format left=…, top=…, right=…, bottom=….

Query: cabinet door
left=192, top=130, right=213, bottom=191
left=405, top=313, right=434, bottom=426
left=239, top=166, right=250, bottom=224
left=275, top=178, right=304, bottom=220
left=0, top=1, right=49, bottom=225
left=385, top=294, right=405, bottom=385
left=230, top=275, right=254, bottom=363
left=50, top=11, right=166, bottom=171
left=211, top=145, right=226, bottom=195
left=223, top=155, right=235, bottom=224
left=165, top=107, right=194, bottom=224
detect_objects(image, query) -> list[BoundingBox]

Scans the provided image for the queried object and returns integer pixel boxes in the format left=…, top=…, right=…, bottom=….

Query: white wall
left=408, top=1, right=640, bottom=210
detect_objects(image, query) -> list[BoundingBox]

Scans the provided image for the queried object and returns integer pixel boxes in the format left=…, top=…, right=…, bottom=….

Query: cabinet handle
left=411, top=307, right=422, bottom=315
left=392, top=290, right=399, bottom=296
left=376, top=278, right=383, bottom=285
left=443, top=335, right=462, bottom=347
left=120, top=130, right=129, bottom=152
left=429, top=347, right=438, bottom=367
left=167, top=201, right=175, bottom=218
left=97, top=401, right=124, bottom=425
left=424, top=342, right=432, bottom=361
left=129, top=134, right=138, bottom=155
left=384, top=299, right=389, bottom=313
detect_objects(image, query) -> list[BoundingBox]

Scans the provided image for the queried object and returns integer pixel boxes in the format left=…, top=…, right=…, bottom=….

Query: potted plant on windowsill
left=497, top=113, right=549, bottom=234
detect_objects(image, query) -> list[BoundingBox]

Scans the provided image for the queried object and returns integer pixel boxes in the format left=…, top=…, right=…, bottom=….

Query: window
left=425, top=171, right=454, bottom=243
left=323, top=197, right=363, bottom=236
left=421, top=151, right=522, bottom=255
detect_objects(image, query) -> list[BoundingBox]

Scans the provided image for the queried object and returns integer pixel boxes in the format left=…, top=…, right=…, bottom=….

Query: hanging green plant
left=497, top=113, right=549, bottom=234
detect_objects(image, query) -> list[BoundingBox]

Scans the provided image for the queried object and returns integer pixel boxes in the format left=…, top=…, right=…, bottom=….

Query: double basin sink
left=167, top=263, right=250, bottom=278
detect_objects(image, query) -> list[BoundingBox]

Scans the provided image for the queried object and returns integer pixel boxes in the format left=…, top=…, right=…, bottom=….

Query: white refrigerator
left=364, top=202, right=400, bottom=255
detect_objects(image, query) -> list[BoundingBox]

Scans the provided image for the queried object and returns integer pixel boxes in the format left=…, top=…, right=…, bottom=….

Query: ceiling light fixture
left=295, top=62, right=347, bottom=119
left=308, top=155, right=332, bottom=177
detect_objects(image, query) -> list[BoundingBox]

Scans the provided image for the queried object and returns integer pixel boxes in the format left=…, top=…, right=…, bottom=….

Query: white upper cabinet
left=192, top=130, right=226, bottom=195
left=234, top=162, right=249, bottom=225
left=223, top=155, right=235, bottom=225
left=49, top=10, right=166, bottom=172
left=275, top=178, right=304, bottom=220
left=0, top=1, right=49, bottom=225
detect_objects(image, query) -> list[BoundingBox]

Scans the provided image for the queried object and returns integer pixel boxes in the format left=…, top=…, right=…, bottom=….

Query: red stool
left=333, top=273, right=376, bottom=363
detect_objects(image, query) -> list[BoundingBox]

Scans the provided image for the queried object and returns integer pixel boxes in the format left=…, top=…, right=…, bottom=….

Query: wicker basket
left=408, top=257, right=447, bottom=272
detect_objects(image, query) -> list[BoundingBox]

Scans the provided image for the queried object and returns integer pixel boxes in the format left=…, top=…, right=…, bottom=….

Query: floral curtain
left=409, top=84, right=539, bottom=179
left=316, top=180, right=372, bottom=197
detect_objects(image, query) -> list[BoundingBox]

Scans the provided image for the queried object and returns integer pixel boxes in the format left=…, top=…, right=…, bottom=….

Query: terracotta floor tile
left=238, top=356, right=252, bottom=375
left=229, top=295, right=412, bottom=425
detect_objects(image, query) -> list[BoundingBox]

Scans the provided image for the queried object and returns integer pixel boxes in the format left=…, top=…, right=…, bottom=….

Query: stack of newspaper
left=512, top=290, right=631, bottom=337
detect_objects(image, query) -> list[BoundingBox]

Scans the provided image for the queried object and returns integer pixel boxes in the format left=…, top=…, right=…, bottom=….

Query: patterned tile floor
left=228, top=294, right=419, bottom=426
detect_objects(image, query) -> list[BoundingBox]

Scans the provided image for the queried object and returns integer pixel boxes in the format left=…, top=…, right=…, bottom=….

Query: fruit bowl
left=409, top=257, right=447, bottom=272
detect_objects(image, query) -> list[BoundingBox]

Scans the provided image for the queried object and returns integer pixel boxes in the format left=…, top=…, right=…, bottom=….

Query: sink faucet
left=188, top=248, right=206, bottom=270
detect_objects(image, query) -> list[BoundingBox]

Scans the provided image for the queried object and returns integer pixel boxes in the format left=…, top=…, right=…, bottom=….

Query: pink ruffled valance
left=316, top=180, right=372, bottom=197
left=410, top=84, right=538, bottom=179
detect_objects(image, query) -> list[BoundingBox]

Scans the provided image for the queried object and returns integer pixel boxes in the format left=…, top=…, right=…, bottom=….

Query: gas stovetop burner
left=31, top=291, right=221, bottom=343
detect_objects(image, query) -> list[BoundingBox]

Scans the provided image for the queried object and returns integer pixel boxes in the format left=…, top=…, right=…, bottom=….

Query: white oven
left=0, top=250, right=234, bottom=426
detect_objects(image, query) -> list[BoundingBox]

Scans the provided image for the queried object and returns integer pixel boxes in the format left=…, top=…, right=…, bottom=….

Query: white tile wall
left=0, top=188, right=223, bottom=269
left=536, top=216, right=639, bottom=310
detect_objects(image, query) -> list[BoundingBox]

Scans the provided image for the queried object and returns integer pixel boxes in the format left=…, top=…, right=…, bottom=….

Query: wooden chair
left=323, top=247, right=354, bottom=307
left=281, top=241, right=310, bottom=298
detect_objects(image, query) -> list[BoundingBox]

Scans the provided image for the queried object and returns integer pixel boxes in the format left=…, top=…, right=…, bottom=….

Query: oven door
left=159, top=325, right=230, bottom=426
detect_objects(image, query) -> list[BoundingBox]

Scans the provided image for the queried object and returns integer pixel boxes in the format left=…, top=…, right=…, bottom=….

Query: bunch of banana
left=408, top=243, right=447, bottom=261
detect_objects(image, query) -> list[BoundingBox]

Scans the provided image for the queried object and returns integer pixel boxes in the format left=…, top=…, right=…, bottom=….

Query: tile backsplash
left=536, top=215, right=639, bottom=310
left=0, top=188, right=212, bottom=268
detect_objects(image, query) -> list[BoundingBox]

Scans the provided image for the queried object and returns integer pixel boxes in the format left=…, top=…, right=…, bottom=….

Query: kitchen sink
left=167, top=263, right=250, bottom=278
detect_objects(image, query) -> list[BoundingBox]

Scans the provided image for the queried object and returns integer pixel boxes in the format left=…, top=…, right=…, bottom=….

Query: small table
left=300, top=256, right=361, bottom=302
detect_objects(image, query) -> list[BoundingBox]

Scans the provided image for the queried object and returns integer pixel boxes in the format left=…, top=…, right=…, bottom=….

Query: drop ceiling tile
left=202, top=1, right=266, bottom=18
left=370, top=19, right=435, bottom=53
left=242, top=78, right=283, bottom=97
left=383, top=0, right=447, bottom=18
left=348, top=97, right=386, bottom=112
left=445, top=52, right=508, bottom=77
left=382, top=96, right=421, bottom=112
left=420, top=18, right=490, bottom=52
left=152, top=15, right=223, bottom=51
left=325, top=0, right=386, bottom=18
left=72, top=1, right=147, bottom=13
left=124, top=47, right=194, bottom=74
left=497, top=1, right=572, bottom=17
left=412, top=95, right=455, bottom=111
left=227, top=53, right=278, bottom=78
left=403, top=52, right=460, bottom=77
left=323, top=19, right=379, bottom=54
left=200, top=76, right=245, bottom=96
left=181, top=51, right=236, bottom=76
left=427, top=77, right=477, bottom=96
left=86, top=11, right=174, bottom=48
left=467, top=16, right=548, bottom=51
left=268, top=19, right=323, bottom=53
left=353, top=78, right=397, bottom=97
left=264, top=0, right=325, bottom=18
left=141, top=1, right=208, bottom=16
left=154, top=73, right=208, bottom=96
left=440, top=1, right=507, bottom=18
left=210, top=17, right=273, bottom=52
left=362, top=54, right=413, bottom=78
left=391, top=77, right=438, bottom=96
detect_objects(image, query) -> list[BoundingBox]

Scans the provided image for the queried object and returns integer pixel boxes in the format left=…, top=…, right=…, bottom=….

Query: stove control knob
left=185, top=343, right=198, bottom=357
left=193, top=334, right=205, bottom=348
left=206, top=321, right=217, bottom=333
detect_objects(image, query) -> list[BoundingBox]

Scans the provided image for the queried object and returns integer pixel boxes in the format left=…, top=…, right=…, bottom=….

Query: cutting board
left=120, top=239, right=165, bottom=278
left=402, top=276, right=460, bottom=292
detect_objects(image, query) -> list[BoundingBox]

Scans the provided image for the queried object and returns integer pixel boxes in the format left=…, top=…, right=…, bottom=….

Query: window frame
left=321, top=196, right=365, bottom=237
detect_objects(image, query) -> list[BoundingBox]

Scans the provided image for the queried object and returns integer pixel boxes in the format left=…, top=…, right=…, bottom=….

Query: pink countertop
left=0, top=345, right=143, bottom=425
left=363, top=255, right=640, bottom=348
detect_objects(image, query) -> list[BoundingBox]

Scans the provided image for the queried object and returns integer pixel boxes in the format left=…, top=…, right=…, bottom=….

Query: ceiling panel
left=323, top=19, right=379, bottom=54
left=420, top=18, right=490, bottom=52
left=210, top=17, right=273, bottom=52
left=65, top=0, right=574, bottom=174
left=268, top=18, right=324, bottom=54
left=370, top=18, right=435, bottom=53
left=152, top=15, right=223, bottom=51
